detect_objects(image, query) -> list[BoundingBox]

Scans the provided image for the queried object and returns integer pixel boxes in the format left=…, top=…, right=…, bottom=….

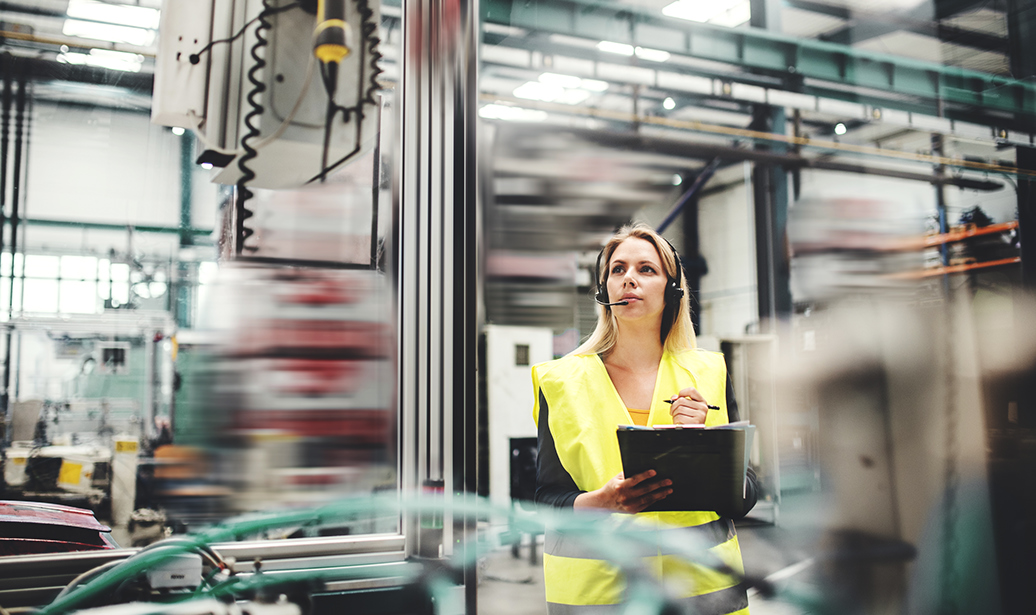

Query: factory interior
left=0, top=1, right=1033, bottom=614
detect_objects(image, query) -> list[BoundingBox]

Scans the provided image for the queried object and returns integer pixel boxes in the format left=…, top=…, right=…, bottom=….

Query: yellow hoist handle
left=314, top=0, right=351, bottom=64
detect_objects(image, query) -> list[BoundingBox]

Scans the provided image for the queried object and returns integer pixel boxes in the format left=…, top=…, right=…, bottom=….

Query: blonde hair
left=571, top=223, right=697, bottom=357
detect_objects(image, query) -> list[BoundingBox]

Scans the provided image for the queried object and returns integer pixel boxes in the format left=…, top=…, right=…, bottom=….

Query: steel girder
left=481, top=0, right=1036, bottom=127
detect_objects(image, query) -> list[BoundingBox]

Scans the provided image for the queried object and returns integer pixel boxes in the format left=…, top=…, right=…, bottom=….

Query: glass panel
left=61, top=255, right=98, bottom=280
left=23, top=255, right=60, bottom=278
left=110, top=262, right=130, bottom=283
left=111, top=282, right=130, bottom=306
left=59, top=280, right=99, bottom=314
left=22, top=279, right=58, bottom=313
left=0, top=0, right=402, bottom=570
left=477, top=2, right=1029, bottom=612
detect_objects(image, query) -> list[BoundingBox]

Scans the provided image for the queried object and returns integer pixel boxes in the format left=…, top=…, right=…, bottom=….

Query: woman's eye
left=641, top=266, right=656, bottom=274
left=611, top=265, right=624, bottom=274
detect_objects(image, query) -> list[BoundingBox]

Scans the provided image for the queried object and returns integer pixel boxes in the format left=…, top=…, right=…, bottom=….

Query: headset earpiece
left=662, top=238, right=685, bottom=306
left=594, top=248, right=609, bottom=304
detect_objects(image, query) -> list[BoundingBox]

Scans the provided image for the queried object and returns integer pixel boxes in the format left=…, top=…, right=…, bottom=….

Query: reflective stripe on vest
left=545, top=584, right=750, bottom=615
left=532, top=350, right=748, bottom=614
left=543, top=532, right=746, bottom=605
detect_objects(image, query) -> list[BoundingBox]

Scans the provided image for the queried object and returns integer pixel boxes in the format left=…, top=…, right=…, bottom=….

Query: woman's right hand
left=574, top=470, right=672, bottom=513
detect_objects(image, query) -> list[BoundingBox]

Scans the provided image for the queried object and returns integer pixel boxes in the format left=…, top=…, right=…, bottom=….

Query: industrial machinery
left=1, top=312, right=176, bottom=528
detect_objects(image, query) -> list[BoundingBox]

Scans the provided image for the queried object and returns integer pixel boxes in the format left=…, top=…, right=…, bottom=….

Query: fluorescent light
left=56, top=48, right=145, bottom=72
left=514, top=80, right=594, bottom=106
left=539, top=72, right=582, bottom=88
left=63, top=19, right=155, bottom=46
left=479, top=104, right=548, bottom=122
left=514, top=81, right=564, bottom=102
left=635, top=47, right=670, bottom=62
left=662, top=0, right=742, bottom=23
left=541, top=73, right=610, bottom=94
left=66, top=0, right=160, bottom=30
left=711, top=2, right=751, bottom=27
left=663, top=97, right=676, bottom=110
left=597, top=41, right=634, bottom=56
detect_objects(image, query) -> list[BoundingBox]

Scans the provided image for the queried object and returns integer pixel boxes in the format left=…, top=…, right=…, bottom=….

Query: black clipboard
left=616, top=425, right=749, bottom=516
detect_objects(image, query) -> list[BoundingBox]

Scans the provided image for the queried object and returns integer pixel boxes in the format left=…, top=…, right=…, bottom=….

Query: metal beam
left=22, top=217, right=213, bottom=238
left=481, top=0, right=1036, bottom=122
left=800, top=0, right=1009, bottom=54
left=0, top=52, right=153, bottom=93
left=514, top=122, right=1005, bottom=191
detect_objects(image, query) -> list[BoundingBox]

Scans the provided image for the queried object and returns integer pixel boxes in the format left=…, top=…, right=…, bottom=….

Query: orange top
left=628, top=408, right=650, bottom=427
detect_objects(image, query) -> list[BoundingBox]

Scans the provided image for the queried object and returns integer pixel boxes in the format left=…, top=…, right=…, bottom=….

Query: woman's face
left=605, top=237, right=668, bottom=322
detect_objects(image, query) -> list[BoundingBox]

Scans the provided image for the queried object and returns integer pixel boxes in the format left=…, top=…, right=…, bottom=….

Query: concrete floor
left=476, top=491, right=828, bottom=615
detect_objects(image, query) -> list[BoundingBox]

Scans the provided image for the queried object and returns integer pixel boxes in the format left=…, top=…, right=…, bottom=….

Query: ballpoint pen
left=663, top=399, right=720, bottom=410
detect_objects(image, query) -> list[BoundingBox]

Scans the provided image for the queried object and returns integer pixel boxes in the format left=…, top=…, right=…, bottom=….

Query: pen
left=664, top=399, right=720, bottom=410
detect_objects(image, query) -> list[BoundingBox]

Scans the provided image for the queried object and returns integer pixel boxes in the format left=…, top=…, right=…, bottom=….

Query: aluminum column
left=399, top=0, right=480, bottom=611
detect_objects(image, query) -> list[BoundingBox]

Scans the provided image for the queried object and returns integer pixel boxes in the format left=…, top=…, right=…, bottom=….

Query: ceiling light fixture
left=662, top=0, right=750, bottom=27
left=597, top=41, right=634, bottom=56
left=62, top=19, right=155, bottom=46
left=63, top=0, right=159, bottom=47
left=539, top=72, right=583, bottom=89
left=66, top=0, right=160, bottom=29
left=56, top=48, right=145, bottom=72
left=634, top=47, right=670, bottom=62
left=513, top=81, right=564, bottom=102
left=663, top=97, right=676, bottom=110
left=834, top=122, right=847, bottom=135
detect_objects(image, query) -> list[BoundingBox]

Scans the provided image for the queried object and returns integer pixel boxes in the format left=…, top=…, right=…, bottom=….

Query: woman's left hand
left=668, top=387, right=709, bottom=425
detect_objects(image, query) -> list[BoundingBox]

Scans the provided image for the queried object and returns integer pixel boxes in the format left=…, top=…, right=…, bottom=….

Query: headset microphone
left=595, top=298, right=629, bottom=307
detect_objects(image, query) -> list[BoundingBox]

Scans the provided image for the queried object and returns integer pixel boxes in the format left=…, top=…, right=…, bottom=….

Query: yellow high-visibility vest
left=532, top=349, right=750, bottom=615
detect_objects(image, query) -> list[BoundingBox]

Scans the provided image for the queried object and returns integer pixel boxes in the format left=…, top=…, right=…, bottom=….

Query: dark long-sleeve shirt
left=535, top=375, right=759, bottom=518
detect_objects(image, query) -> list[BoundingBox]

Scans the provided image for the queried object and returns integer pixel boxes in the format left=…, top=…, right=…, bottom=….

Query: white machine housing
left=151, top=0, right=382, bottom=189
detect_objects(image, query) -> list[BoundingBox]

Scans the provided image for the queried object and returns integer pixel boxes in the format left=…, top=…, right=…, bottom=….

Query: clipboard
left=616, top=423, right=754, bottom=516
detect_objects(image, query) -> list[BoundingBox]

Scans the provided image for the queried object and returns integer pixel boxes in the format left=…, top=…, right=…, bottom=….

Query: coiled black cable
left=357, top=0, right=384, bottom=107
left=234, top=0, right=275, bottom=254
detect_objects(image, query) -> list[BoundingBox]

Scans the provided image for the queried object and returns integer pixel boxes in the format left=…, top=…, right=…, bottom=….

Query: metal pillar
left=750, top=0, right=791, bottom=327
left=175, top=131, right=195, bottom=329
left=1, top=60, right=26, bottom=435
left=679, top=176, right=708, bottom=336
left=400, top=0, right=480, bottom=612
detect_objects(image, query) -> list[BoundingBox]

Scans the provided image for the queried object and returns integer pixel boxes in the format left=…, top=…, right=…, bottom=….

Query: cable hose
left=356, top=0, right=383, bottom=108
left=234, top=0, right=274, bottom=254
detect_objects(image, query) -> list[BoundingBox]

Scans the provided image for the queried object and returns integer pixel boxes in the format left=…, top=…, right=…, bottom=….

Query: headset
left=594, top=236, right=685, bottom=307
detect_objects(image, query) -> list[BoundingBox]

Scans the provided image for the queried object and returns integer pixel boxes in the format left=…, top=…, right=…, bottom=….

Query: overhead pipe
left=564, top=127, right=1006, bottom=192
left=656, top=157, right=721, bottom=234
left=2, top=64, right=26, bottom=424
left=12, top=66, right=30, bottom=400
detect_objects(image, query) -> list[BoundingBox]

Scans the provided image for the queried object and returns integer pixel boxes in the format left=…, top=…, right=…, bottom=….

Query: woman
left=532, top=223, right=757, bottom=614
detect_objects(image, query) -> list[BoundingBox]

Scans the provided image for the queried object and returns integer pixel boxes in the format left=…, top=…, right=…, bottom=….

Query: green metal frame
left=22, top=217, right=213, bottom=239
left=481, top=0, right=1036, bottom=125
